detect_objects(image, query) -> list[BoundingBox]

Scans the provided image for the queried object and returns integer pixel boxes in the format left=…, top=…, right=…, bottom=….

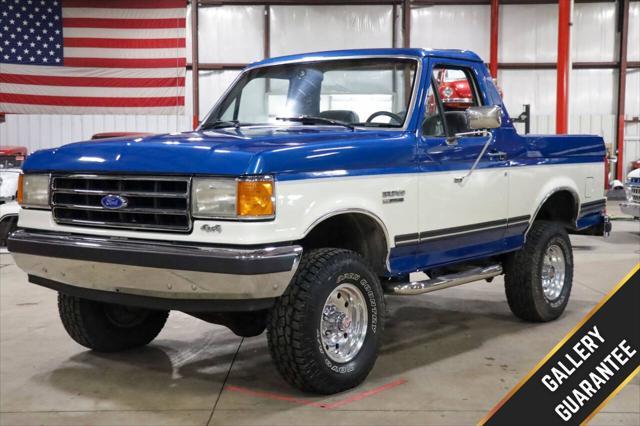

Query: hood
left=23, top=127, right=414, bottom=178
left=628, top=168, right=640, bottom=180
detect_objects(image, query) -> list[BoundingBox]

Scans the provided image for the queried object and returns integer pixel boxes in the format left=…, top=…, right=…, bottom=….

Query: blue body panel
left=22, top=48, right=607, bottom=275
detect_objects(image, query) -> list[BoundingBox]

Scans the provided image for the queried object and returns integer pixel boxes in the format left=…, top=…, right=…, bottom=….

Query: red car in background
left=428, top=68, right=503, bottom=113
left=0, top=146, right=27, bottom=170
left=435, top=68, right=476, bottom=110
left=91, top=132, right=152, bottom=140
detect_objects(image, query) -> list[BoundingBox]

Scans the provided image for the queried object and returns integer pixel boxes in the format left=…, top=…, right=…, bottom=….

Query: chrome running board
left=384, top=264, right=503, bottom=296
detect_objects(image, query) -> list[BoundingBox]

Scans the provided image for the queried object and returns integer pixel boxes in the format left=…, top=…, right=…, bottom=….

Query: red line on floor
left=225, top=386, right=327, bottom=408
left=226, top=378, right=408, bottom=410
left=322, top=379, right=408, bottom=409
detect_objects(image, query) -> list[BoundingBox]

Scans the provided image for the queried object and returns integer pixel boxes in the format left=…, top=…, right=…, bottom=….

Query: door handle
left=487, top=151, right=507, bottom=161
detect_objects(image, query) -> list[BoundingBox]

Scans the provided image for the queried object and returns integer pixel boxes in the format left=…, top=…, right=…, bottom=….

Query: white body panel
left=18, top=163, right=601, bottom=254
left=419, top=168, right=508, bottom=234
left=509, top=162, right=603, bottom=221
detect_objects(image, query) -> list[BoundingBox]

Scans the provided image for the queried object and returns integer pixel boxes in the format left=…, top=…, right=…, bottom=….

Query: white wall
left=411, top=5, right=490, bottom=60
left=1, top=1, right=638, bottom=172
left=0, top=114, right=191, bottom=152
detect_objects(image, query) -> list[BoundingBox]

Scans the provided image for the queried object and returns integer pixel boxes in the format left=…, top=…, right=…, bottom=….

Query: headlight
left=625, top=185, right=634, bottom=202
left=18, top=174, right=50, bottom=209
left=191, top=176, right=275, bottom=220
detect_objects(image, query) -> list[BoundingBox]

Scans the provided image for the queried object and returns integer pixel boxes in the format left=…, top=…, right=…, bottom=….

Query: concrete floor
left=1, top=214, right=638, bottom=425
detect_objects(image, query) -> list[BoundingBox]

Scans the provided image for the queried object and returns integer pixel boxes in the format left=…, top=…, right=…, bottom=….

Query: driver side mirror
left=466, top=105, right=502, bottom=130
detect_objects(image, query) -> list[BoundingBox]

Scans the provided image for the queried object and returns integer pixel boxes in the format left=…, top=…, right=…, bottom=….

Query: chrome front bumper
left=8, top=230, right=302, bottom=307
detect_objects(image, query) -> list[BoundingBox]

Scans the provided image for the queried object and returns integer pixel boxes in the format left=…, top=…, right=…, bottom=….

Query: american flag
left=0, top=0, right=186, bottom=114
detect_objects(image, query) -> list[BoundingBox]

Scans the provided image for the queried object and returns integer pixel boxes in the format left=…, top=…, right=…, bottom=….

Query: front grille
left=51, top=175, right=191, bottom=232
left=631, top=186, right=640, bottom=203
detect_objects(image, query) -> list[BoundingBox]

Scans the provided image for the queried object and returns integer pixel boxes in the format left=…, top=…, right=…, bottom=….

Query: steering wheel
left=366, top=111, right=403, bottom=125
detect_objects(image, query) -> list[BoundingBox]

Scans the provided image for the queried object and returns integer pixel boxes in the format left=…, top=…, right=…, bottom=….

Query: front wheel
left=58, top=294, right=169, bottom=352
left=504, top=221, right=574, bottom=322
left=267, top=248, right=385, bottom=394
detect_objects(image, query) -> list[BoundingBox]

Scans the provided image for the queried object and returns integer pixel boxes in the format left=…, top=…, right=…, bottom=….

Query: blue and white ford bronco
left=9, top=48, right=611, bottom=394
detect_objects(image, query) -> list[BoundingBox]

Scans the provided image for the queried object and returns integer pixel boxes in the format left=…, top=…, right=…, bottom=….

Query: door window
left=423, top=65, right=481, bottom=138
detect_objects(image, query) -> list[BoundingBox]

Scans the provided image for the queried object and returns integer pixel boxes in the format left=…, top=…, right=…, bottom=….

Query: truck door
left=415, top=61, right=510, bottom=269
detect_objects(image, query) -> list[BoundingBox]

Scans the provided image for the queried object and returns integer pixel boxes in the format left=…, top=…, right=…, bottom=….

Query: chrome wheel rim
left=541, top=244, right=566, bottom=301
left=320, top=283, right=368, bottom=363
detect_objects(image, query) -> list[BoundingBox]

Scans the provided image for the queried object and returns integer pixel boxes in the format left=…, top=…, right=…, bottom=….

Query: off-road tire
left=267, top=248, right=385, bottom=394
left=58, top=293, right=169, bottom=352
left=504, top=221, right=573, bottom=322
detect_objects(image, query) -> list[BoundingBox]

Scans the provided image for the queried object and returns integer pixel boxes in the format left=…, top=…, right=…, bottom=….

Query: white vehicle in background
left=0, top=146, right=27, bottom=246
left=621, top=167, right=640, bottom=219
left=0, top=201, right=20, bottom=247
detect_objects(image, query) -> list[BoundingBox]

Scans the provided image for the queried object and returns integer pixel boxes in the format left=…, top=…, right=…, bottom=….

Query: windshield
left=203, top=58, right=418, bottom=129
left=0, top=155, right=24, bottom=169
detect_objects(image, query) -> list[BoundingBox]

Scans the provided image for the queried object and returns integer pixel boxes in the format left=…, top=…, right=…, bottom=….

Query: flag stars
left=1, top=0, right=65, bottom=65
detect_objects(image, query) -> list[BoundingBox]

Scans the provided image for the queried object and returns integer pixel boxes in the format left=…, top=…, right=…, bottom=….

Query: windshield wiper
left=199, top=120, right=242, bottom=130
left=276, top=116, right=355, bottom=131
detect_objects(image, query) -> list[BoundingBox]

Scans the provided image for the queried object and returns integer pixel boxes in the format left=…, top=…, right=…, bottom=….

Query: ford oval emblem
left=101, top=194, right=128, bottom=210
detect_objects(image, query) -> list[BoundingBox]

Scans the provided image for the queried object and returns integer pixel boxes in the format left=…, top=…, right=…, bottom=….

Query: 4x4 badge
left=201, top=224, right=222, bottom=233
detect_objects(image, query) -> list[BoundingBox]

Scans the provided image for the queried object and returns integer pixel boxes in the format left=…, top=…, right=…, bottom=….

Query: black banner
left=481, top=265, right=640, bottom=425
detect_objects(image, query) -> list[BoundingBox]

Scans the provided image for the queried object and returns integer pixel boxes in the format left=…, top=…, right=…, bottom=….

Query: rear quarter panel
left=506, top=130, right=606, bottom=229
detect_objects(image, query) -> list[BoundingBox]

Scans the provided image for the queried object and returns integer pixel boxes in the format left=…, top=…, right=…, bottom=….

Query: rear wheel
left=267, top=248, right=385, bottom=394
left=504, top=221, right=574, bottom=322
left=58, top=294, right=169, bottom=352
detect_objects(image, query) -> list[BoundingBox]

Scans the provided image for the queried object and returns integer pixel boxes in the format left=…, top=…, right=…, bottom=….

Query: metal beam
left=402, top=0, right=410, bottom=48
left=498, top=61, right=639, bottom=70
left=616, top=0, right=630, bottom=180
left=187, top=61, right=640, bottom=71
left=191, top=0, right=199, bottom=130
left=187, top=63, right=247, bottom=70
left=489, top=0, right=499, bottom=78
left=200, top=0, right=401, bottom=5
left=412, top=0, right=619, bottom=4
left=555, top=0, right=571, bottom=134
left=264, top=5, right=270, bottom=59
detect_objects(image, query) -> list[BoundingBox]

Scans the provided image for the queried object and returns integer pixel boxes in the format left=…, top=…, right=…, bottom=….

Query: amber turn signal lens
left=237, top=180, right=274, bottom=217
left=17, top=174, right=24, bottom=205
